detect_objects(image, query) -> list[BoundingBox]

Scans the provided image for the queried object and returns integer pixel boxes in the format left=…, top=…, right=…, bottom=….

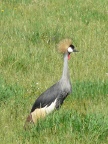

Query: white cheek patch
left=68, top=47, right=73, bottom=53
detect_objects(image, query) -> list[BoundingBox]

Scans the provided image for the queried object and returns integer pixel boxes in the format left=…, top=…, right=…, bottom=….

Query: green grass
left=0, top=0, right=108, bottom=143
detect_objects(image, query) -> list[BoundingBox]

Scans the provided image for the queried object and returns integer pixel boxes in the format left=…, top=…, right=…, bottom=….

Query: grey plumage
left=25, top=39, right=78, bottom=126
left=31, top=81, right=71, bottom=112
left=31, top=52, right=72, bottom=112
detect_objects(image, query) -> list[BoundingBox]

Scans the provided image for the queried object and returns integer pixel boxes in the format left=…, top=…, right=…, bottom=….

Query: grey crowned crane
left=25, top=39, right=78, bottom=127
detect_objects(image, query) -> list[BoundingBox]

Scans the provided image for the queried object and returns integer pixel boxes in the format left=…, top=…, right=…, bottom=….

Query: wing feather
left=31, top=82, right=61, bottom=112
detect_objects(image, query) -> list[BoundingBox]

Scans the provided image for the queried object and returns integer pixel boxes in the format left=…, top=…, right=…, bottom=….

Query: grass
left=0, top=0, right=108, bottom=143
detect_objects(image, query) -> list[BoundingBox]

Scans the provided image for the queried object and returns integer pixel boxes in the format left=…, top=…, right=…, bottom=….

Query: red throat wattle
left=68, top=54, right=70, bottom=60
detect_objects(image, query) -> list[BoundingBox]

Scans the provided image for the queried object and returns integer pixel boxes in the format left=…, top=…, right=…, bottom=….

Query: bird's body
left=25, top=39, right=78, bottom=127
left=31, top=80, right=71, bottom=113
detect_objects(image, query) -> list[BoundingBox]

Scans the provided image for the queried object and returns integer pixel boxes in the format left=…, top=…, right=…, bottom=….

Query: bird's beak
left=73, top=49, right=79, bottom=52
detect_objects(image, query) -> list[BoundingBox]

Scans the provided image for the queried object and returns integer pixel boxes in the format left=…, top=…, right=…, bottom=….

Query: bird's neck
left=61, top=53, right=70, bottom=80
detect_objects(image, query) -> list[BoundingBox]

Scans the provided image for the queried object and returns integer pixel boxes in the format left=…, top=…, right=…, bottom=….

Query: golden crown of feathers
left=58, top=39, right=72, bottom=53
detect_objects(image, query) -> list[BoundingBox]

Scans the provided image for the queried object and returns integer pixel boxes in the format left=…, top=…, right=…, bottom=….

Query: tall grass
left=0, top=0, right=108, bottom=143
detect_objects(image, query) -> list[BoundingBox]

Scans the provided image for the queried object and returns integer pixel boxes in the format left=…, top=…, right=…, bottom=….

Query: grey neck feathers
left=61, top=53, right=70, bottom=80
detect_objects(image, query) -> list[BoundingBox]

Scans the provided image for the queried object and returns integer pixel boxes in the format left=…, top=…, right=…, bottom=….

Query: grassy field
left=0, top=0, right=108, bottom=143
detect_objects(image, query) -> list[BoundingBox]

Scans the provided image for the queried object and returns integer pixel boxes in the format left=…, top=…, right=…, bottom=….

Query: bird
left=24, top=39, right=78, bottom=127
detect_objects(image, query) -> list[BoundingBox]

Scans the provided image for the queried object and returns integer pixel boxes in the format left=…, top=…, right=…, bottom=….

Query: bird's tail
left=24, top=114, right=34, bottom=130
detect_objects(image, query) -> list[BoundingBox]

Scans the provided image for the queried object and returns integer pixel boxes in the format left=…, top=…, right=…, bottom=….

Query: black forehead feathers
left=70, top=44, right=75, bottom=49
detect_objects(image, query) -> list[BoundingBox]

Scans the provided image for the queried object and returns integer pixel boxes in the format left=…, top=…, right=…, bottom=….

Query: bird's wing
left=31, top=82, right=61, bottom=112
left=55, top=91, right=68, bottom=109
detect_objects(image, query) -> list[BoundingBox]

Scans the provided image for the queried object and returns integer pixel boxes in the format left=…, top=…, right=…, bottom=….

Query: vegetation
left=0, top=0, right=108, bottom=143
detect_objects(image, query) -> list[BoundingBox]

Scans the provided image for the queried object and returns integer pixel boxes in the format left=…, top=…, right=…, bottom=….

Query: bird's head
left=58, top=39, right=78, bottom=60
